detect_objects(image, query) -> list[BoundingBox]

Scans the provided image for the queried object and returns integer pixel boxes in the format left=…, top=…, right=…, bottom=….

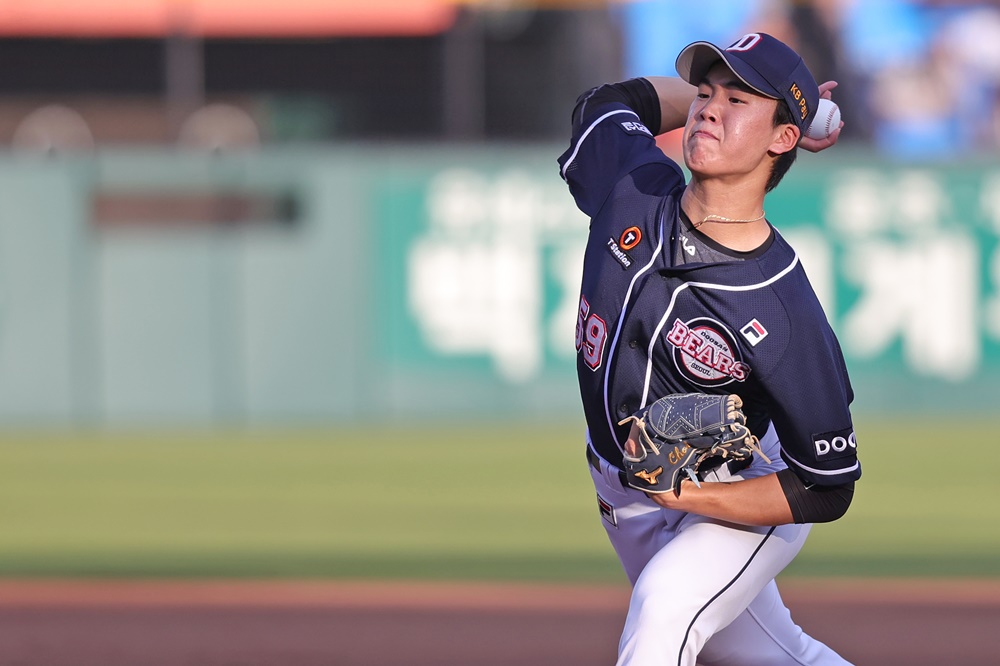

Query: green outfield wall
left=0, top=147, right=997, bottom=425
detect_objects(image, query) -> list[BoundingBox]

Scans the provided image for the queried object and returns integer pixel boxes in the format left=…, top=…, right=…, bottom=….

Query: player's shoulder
left=758, top=230, right=816, bottom=292
left=747, top=231, right=832, bottom=323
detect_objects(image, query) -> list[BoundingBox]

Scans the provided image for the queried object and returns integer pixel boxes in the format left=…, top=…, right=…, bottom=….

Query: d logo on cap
left=726, top=33, right=763, bottom=52
left=674, top=32, right=820, bottom=133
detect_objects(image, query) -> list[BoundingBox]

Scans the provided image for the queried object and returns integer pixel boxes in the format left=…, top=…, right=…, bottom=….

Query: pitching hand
left=799, top=81, right=843, bottom=153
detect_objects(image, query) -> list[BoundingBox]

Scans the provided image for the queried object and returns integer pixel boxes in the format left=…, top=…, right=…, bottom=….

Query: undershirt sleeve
left=777, top=468, right=854, bottom=524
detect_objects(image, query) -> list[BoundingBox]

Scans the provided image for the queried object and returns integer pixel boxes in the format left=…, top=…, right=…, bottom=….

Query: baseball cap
left=675, top=32, right=819, bottom=133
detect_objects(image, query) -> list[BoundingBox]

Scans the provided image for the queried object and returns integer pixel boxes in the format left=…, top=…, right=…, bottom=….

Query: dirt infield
left=1, top=578, right=998, bottom=665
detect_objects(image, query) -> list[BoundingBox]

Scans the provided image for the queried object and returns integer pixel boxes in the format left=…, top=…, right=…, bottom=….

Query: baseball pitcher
left=559, top=32, right=859, bottom=665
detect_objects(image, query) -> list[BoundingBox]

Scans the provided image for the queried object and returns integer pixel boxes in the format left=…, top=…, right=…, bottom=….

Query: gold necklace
left=693, top=210, right=766, bottom=229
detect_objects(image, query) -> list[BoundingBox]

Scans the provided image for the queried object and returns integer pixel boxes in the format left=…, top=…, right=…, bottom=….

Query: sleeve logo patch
left=813, top=428, right=857, bottom=460
left=620, top=121, right=652, bottom=136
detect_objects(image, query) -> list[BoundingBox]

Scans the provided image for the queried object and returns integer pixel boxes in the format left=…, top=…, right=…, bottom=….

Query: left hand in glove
left=619, top=393, right=769, bottom=497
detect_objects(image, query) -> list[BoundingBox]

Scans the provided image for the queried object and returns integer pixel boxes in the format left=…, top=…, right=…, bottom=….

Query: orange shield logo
left=619, top=227, right=642, bottom=250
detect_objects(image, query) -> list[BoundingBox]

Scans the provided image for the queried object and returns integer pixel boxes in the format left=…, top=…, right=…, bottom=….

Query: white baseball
left=805, top=98, right=841, bottom=140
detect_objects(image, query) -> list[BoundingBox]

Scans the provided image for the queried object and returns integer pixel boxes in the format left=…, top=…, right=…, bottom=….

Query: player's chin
left=684, top=159, right=720, bottom=181
left=682, top=145, right=720, bottom=172
left=682, top=150, right=708, bottom=173
left=686, top=153, right=750, bottom=181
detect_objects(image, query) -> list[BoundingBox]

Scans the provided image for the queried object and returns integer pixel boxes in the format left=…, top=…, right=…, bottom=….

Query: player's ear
left=768, top=123, right=799, bottom=156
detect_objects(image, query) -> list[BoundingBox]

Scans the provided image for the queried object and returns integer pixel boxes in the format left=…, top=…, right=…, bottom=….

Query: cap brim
left=675, top=41, right=780, bottom=100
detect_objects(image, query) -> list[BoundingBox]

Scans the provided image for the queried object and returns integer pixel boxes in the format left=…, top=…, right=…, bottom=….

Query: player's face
left=682, top=62, right=795, bottom=183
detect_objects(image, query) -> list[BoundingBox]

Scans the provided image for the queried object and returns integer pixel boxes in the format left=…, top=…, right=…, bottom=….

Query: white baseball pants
left=587, top=428, right=853, bottom=666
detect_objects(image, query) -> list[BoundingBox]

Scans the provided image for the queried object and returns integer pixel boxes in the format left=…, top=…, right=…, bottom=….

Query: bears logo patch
left=666, top=317, right=751, bottom=387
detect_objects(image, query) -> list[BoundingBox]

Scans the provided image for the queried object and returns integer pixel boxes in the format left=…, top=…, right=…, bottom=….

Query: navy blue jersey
left=558, top=88, right=861, bottom=487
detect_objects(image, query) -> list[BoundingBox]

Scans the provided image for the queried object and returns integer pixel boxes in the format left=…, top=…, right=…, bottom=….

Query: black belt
left=587, top=444, right=754, bottom=489
left=587, top=445, right=629, bottom=488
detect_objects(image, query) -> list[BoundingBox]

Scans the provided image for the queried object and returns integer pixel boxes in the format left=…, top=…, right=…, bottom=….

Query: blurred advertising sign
left=0, top=0, right=457, bottom=36
left=1, top=149, right=997, bottom=423
left=773, top=164, right=1000, bottom=391
left=374, top=154, right=588, bottom=388
left=377, top=153, right=1000, bottom=413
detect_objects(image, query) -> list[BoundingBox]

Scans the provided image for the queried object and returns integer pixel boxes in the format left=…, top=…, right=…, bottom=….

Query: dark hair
left=766, top=101, right=798, bottom=193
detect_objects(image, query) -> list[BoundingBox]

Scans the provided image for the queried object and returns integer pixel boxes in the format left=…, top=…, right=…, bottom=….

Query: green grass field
left=0, top=418, right=996, bottom=581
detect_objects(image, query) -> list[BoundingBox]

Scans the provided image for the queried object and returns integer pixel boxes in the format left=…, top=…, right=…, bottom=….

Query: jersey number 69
left=576, top=295, right=608, bottom=370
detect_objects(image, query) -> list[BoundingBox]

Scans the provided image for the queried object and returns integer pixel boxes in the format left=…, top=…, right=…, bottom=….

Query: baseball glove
left=618, top=393, right=769, bottom=496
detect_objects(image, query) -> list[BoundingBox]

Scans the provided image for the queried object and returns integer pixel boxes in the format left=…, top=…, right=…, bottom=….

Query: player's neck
left=681, top=183, right=770, bottom=252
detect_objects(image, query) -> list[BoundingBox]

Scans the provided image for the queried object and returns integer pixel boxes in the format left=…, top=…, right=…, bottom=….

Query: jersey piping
left=640, top=253, right=802, bottom=408
left=784, top=454, right=861, bottom=478
left=677, top=526, right=777, bottom=666
left=633, top=251, right=859, bottom=480
left=560, top=108, right=640, bottom=181
left=603, top=212, right=667, bottom=453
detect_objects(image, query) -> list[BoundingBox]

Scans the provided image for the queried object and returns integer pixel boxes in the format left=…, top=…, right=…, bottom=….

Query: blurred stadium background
left=0, top=0, right=999, bottom=663
left=1, top=0, right=999, bottom=425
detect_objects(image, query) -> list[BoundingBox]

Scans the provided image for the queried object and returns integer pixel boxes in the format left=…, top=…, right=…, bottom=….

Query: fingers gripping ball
left=618, top=393, right=769, bottom=496
left=805, top=98, right=841, bottom=140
